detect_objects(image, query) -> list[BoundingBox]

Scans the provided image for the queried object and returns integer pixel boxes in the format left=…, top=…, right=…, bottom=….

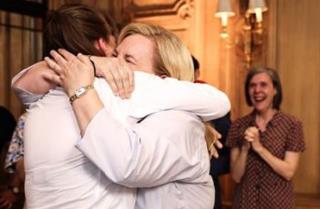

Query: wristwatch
left=69, top=84, right=94, bottom=104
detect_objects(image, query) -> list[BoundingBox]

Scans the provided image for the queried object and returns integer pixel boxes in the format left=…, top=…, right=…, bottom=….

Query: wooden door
left=268, top=0, right=320, bottom=208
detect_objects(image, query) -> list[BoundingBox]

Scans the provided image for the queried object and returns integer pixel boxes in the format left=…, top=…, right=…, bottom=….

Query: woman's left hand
left=244, top=126, right=263, bottom=153
left=45, top=49, right=94, bottom=97
left=92, top=56, right=134, bottom=99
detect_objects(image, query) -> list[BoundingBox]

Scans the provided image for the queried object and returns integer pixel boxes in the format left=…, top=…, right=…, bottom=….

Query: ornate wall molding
left=127, top=0, right=194, bottom=19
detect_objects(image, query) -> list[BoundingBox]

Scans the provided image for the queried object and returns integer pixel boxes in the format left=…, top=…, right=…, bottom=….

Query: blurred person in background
left=0, top=106, right=19, bottom=209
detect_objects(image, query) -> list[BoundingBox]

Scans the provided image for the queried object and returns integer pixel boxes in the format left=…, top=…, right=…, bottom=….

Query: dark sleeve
left=285, top=119, right=305, bottom=152
left=209, top=113, right=231, bottom=177
left=225, top=118, right=242, bottom=148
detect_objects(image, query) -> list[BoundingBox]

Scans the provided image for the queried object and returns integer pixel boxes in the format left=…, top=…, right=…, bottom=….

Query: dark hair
left=101, top=12, right=120, bottom=40
left=191, top=55, right=199, bottom=71
left=0, top=106, right=16, bottom=150
left=43, top=4, right=113, bottom=57
left=244, top=67, right=283, bottom=110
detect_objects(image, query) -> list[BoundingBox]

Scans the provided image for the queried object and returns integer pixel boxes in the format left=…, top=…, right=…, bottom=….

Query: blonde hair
left=118, top=23, right=194, bottom=81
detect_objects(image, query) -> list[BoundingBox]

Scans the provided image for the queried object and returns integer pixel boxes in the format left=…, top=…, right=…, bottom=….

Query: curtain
left=0, top=11, right=43, bottom=118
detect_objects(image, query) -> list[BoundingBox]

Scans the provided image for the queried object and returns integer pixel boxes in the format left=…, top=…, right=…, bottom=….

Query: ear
left=95, top=38, right=114, bottom=57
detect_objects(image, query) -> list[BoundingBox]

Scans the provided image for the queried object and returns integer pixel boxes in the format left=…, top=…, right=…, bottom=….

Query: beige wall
left=276, top=0, right=320, bottom=198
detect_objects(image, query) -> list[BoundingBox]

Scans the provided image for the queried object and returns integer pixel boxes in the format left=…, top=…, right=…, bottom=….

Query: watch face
left=75, top=87, right=86, bottom=97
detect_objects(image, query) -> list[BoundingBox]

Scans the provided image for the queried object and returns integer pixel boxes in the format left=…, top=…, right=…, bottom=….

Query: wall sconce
left=215, top=0, right=268, bottom=68
left=247, top=0, right=268, bottom=24
left=215, top=0, right=235, bottom=39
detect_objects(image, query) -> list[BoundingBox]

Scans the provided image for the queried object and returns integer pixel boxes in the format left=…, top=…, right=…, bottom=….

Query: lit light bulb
left=215, top=0, right=234, bottom=39
left=254, top=8, right=263, bottom=22
left=248, top=0, right=268, bottom=22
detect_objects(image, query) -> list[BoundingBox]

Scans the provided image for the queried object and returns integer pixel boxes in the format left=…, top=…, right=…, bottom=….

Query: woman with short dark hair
left=227, top=67, right=305, bottom=209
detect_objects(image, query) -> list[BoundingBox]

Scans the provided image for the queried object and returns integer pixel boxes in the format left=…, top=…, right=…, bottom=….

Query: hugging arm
left=13, top=49, right=230, bottom=134
left=131, top=74, right=231, bottom=121
left=11, top=54, right=133, bottom=108
left=77, top=110, right=208, bottom=187
left=11, top=61, right=56, bottom=106
left=48, top=49, right=230, bottom=135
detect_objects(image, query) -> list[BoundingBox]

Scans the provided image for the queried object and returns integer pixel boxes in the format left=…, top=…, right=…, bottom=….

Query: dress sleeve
left=76, top=109, right=208, bottom=188
left=226, top=121, right=242, bottom=148
left=285, top=119, right=305, bottom=152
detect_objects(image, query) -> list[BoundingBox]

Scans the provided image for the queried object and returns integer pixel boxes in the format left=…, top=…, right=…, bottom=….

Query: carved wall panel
left=122, top=0, right=195, bottom=48
left=128, top=0, right=194, bottom=19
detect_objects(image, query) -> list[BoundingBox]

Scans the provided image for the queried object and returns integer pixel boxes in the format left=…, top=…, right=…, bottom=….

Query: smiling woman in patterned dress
left=226, top=67, right=305, bottom=209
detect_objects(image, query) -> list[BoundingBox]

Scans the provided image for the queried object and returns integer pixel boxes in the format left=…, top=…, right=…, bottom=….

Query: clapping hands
left=244, top=126, right=263, bottom=153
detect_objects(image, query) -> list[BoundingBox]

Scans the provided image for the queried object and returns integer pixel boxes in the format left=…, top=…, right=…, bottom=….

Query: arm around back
left=11, top=61, right=56, bottom=106
left=77, top=110, right=209, bottom=187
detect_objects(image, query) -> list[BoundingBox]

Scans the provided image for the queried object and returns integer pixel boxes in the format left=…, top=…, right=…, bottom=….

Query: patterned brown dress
left=226, top=111, right=305, bottom=209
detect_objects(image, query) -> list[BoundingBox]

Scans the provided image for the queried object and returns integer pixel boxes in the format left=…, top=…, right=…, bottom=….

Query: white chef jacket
left=14, top=67, right=230, bottom=209
left=78, top=109, right=215, bottom=209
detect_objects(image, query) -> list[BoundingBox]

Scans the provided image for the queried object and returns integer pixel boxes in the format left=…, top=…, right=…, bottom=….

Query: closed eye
left=124, top=54, right=136, bottom=64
